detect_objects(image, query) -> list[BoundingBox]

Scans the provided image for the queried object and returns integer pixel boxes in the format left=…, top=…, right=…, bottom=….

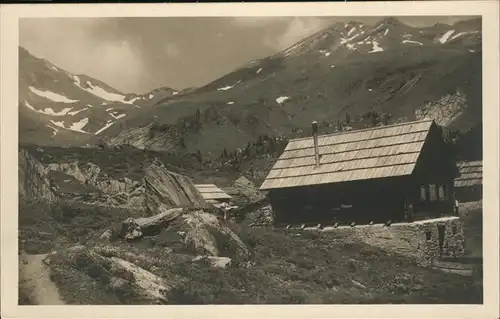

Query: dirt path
left=19, top=253, right=65, bottom=305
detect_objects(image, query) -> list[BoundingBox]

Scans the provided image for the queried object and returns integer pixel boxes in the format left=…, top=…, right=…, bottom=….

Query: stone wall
left=413, top=217, right=465, bottom=266
left=324, top=217, right=465, bottom=267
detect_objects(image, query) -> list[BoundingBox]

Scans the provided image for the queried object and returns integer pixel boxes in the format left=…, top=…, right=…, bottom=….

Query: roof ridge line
left=289, top=118, right=434, bottom=142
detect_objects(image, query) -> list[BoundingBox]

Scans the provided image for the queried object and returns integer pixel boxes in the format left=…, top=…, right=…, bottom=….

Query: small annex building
left=194, top=184, right=232, bottom=204
left=454, top=160, right=482, bottom=202
left=260, top=119, right=460, bottom=226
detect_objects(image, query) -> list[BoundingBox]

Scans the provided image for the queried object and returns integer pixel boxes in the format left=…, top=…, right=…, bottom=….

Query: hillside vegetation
left=19, top=199, right=482, bottom=305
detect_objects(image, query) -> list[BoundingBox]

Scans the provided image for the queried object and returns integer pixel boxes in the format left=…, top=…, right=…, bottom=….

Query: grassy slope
left=100, top=44, right=481, bottom=157
left=19, top=200, right=146, bottom=254
left=165, top=224, right=482, bottom=304
left=19, top=199, right=483, bottom=305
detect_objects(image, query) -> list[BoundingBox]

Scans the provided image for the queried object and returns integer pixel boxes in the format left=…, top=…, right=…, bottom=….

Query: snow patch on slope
left=49, top=118, right=89, bottom=134
left=372, top=24, right=384, bottom=32
left=72, top=76, right=136, bottom=104
left=449, top=31, right=479, bottom=41
left=368, top=41, right=384, bottom=53
left=29, top=87, right=79, bottom=103
left=109, top=112, right=126, bottom=120
left=319, top=50, right=331, bottom=57
left=24, top=101, right=73, bottom=116
left=95, top=120, right=115, bottom=135
left=67, top=108, right=88, bottom=116
left=49, top=120, right=65, bottom=130
left=276, top=96, right=290, bottom=104
left=402, top=40, right=423, bottom=46
left=217, top=85, right=234, bottom=91
left=68, top=117, right=89, bottom=133
left=45, top=124, right=58, bottom=136
left=438, top=30, right=455, bottom=44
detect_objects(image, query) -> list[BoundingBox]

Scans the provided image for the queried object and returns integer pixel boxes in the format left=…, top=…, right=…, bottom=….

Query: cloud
left=229, top=17, right=284, bottom=27
left=164, top=43, right=181, bottom=57
left=20, top=18, right=147, bottom=93
left=264, top=17, right=330, bottom=50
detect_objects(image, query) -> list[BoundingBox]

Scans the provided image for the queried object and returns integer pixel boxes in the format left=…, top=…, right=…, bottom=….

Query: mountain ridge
left=19, top=17, right=482, bottom=161
left=19, top=47, right=179, bottom=146
left=96, top=17, right=482, bottom=158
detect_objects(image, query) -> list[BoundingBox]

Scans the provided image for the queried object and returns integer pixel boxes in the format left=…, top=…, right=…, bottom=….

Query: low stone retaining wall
left=305, top=217, right=465, bottom=267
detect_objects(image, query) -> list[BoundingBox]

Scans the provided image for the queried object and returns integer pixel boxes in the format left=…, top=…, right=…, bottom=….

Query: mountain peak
left=378, top=17, right=404, bottom=27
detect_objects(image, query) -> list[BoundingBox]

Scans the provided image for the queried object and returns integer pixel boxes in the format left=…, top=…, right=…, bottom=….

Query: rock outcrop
left=415, top=89, right=468, bottom=127
left=116, top=209, right=250, bottom=261
left=181, top=211, right=250, bottom=260
left=19, top=149, right=56, bottom=201
left=232, top=176, right=265, bottom=203
left=143, top=161, right=207, bottom=214
left=47, top=161, right=142, bottom=194
left=47, top=246, right=173, bottom=304
left=44, top=158, right=207, bottom=213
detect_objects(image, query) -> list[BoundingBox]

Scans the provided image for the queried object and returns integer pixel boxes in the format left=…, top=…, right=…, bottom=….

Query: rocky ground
left=18, top=198, right=483, bottom=305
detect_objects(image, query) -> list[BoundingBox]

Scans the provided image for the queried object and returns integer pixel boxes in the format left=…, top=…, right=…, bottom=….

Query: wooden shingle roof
left=454, top=160, right=482, bottom=187
left=260, top=119, right=435, bottom=190
left=194, top=184, right=232, bottom=200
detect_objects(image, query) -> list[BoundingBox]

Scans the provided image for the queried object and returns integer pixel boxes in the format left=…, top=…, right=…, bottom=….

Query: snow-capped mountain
left=100, top=17, right=482, bottom=157
left=19, top=47, right=178, bottom=145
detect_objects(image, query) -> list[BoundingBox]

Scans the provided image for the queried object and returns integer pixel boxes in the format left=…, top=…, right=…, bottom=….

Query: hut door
left=437, top=224, right=445, bottom=255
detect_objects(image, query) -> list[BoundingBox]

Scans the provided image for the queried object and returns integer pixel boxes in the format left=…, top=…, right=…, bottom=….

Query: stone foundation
left=319, top=216, right=465, bottom=267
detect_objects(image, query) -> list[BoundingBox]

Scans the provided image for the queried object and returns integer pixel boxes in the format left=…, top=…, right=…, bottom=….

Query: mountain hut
left=260, top=119, right=460, bottom=226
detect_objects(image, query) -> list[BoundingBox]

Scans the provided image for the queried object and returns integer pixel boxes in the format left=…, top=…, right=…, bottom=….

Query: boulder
left=51, top=246, right=172, bottom=304
left=192, top=256, right=232, bottom=268
left=100, top=230, right=113, bottom=241
left=181, top=211, right=250, bottom=260
left=120, top=208, right=184, bottom=240
left=233, top=176, right=265, bottom=203
left=143, top=161, right=207, bottom=214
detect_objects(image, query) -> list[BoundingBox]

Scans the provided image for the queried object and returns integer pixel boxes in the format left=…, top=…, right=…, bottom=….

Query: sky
left=20, top=16, right=476, bottom=94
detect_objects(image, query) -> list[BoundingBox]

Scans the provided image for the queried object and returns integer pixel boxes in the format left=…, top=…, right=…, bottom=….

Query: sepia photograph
left=1, top=2, right=499, bottom=319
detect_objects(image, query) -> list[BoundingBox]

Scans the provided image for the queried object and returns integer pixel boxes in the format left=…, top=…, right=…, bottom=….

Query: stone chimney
left=312, top=121, right=320, bottom=168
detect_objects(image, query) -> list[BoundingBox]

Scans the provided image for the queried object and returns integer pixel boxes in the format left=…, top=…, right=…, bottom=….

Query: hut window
left=443, top=184, right=449, bottom=199
left=438, top=185, right=445, bottom=200
left=420, top=185, right=427, bottom=201
left=425, top=230, right=432, bottom=241
left=429, top=184, right=437, bottom=201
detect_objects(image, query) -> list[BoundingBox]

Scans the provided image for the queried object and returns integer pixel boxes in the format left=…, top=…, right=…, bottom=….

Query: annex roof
left=194, top=184, right=232, bottom=200
left=454, top=160, right=482, bottom=187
